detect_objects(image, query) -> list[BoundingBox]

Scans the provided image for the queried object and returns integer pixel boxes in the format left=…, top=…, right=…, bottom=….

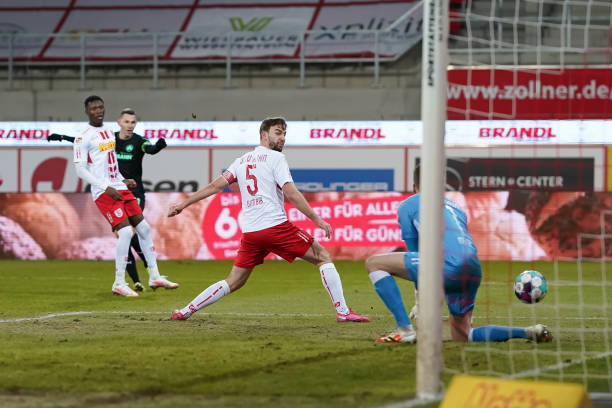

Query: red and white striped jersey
left=222, top=145, right=293, bottom=232
left=73, top=123, right=126, bottom=200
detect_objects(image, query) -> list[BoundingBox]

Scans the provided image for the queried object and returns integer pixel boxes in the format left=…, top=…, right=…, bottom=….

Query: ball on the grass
left=514, top=270, right=547, bottom=304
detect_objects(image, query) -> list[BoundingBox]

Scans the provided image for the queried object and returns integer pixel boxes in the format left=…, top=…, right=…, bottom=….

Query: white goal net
left=425, top=0, right=612, bottom=402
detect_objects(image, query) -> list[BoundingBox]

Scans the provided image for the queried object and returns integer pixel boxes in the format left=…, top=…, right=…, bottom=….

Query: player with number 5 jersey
left=222, top=145, right=292, bottom=232
left=168, top=117, right=370, bottom=323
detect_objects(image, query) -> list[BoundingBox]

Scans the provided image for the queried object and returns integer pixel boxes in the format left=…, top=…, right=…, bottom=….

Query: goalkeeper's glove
left=155, top=138, right=167, bottom=150
left=47, top=133, right=63, bottom=142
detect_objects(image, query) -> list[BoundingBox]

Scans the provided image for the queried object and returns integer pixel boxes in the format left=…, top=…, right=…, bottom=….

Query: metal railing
left=0, top=1, right=422, bottom=90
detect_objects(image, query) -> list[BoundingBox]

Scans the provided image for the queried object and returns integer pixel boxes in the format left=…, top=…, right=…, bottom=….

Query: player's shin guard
left=469, top=326, right=527, bottom=342
left=134, top=220, right=160, bottom=280
left=180, top=280, right=230, bottom=317
left=369, top=270, right=411, bottom=327
left=319, top=263, right=350, bottom=315
left=115, top=226, right=133, bottom=284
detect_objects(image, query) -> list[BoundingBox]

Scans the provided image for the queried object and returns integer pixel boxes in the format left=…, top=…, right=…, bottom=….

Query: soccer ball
left=514, top=270, right=547, bottom=304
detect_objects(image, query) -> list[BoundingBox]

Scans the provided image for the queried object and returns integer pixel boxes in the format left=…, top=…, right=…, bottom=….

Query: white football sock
left=181, top=280, right=230, bottom=316
left=319, top=263, right=350, bottom=315
left=369, top=270, right=391, bottom=284
left=134, top=220, right=160, bottom=280
left=114, top=226, right=132, bottom=285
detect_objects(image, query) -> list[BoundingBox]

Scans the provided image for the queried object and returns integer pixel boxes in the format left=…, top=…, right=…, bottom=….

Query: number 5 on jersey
left=246, top=164, right=258, bottom=195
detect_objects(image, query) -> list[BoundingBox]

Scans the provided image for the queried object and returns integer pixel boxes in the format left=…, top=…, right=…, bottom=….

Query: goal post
left=438, top=0, right=612, bottom=403
left=416, top=0, right=612, bottom=403
left=417, top=0, right=449, bottom=399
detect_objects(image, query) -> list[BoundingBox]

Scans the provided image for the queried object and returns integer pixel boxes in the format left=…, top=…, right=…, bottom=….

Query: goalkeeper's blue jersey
left=397, top=193, right=478, bottom=259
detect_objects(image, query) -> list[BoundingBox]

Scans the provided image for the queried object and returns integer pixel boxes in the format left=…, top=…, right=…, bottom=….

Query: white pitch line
left=1, top=311, right=609, bottom=323
left=505, top=351, right=612, bottom=380
left=380, top=396, right=443, bottom=408
left=0, top=311, right=95, bottom=322
left=0, top=310, right=376, bottom=323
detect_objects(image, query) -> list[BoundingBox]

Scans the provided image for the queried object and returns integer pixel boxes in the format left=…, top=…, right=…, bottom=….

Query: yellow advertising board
left=441, top=375, right=592, bottom=408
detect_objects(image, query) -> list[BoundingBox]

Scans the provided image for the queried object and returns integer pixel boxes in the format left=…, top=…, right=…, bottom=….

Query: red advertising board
left=447, top=67, right=612, bottom=120
left=202, top=193, right=408, bottom=259
left=2, top=191, right=609, bottom=262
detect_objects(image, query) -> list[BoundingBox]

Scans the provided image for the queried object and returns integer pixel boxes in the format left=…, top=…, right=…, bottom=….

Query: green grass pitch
left=0, top=259, right=610, bottom=408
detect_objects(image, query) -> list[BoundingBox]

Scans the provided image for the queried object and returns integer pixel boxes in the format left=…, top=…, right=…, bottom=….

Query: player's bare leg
left=111, top=219, right=138, bottom=297
left=172, top=266, right=252, bottom=320
left=366, top=253, right=416, bottom=342
left=129, top=214, right=178, bottom=290
left=449, top=311, right=472, bottom=342
left=301, top=242, right=370, bottom=322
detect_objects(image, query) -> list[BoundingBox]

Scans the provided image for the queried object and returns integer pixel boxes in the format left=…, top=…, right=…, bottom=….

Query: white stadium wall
left=0, top=89, right=422, bottom=122
left=0, top=119, right=609, bottom=194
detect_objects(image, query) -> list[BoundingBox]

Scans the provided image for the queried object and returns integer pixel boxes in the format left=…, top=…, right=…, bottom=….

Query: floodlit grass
left=0, top=259, right=610, bottom=407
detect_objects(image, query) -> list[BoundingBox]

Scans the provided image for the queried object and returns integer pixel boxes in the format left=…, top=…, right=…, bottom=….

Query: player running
left=71, top=95, right=178, bottom=296
left=365, top=166, right=552, bottom=343
left=49, top=108, right=168, bottom=292
left=168, top=117, right=370, bottom=322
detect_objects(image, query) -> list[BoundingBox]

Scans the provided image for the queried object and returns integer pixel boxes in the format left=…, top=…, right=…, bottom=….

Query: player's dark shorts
left=403, top=252, right=482, bottom=316
left=95, top=189, right=142, bottom=228
left=234, top=221, right=314, bottom=269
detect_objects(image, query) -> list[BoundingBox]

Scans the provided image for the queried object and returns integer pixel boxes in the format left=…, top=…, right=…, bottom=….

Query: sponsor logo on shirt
left=116, top=153, right=133, bottom=160
left=99, top=141, right=116, bottom=152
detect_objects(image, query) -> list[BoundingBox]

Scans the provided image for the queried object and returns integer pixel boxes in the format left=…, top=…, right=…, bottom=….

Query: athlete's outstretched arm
left=282, top=181, right=332, bottom=239
left=48, top=133, right=76, bottom=143
left=168, top=175, right=228, bottom=217
left=144, top=138, right=167, bottom=155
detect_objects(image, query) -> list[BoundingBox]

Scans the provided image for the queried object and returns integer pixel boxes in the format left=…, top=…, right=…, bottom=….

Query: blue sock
left=470, top=325, right=527, bottom=342
left=374, top=276, right=411, bottom=327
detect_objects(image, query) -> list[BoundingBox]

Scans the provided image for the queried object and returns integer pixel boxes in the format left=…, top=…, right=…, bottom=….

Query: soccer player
left=113, top=108, right=167, bottom=291
left=48, top=108, right=167, bottom=292
left=365, top=166, right=552, bottom=343
left=71, top=95, right=178, bottom=296
left=168, top=117, right=370, bottom=322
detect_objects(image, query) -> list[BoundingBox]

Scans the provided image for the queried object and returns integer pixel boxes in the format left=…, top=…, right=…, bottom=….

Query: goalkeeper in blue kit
left=365, top=166, right=552, bottom=343
left=48, top=108, right=167, bottom=291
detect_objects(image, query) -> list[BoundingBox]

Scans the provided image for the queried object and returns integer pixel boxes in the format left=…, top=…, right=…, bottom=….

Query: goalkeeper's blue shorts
left=403, top=252, right=482, bottom=316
